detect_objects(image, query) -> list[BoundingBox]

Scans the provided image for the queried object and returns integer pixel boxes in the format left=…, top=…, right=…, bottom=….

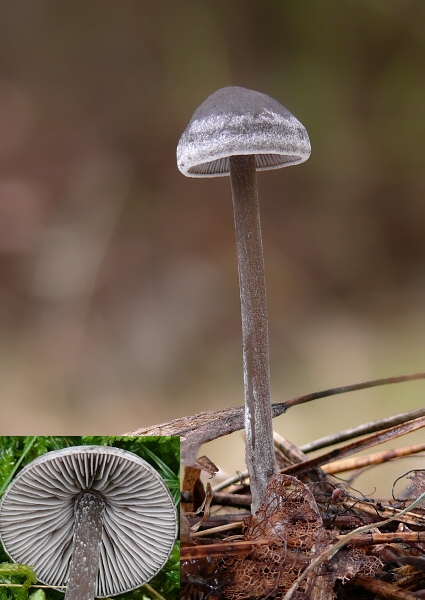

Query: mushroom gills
left=188, top=152, right=303, bottom=176
left=0, top=446, right=178, bottom=598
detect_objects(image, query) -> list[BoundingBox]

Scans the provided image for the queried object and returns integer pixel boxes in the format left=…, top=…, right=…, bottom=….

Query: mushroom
left=0, top=445, right=178, bottom=600
left=177, top=86, right=311, bottom=513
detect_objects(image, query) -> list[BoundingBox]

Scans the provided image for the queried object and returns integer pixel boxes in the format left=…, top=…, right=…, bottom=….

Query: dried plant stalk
left=323, top=442, right=425, bottom=474
left=125, top=372, right=425, bottom=466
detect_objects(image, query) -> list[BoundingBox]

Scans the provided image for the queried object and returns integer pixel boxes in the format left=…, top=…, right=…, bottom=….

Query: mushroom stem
left=229, top=154, right=277, bottom=514
left=65, top=491, right=105, bottom=600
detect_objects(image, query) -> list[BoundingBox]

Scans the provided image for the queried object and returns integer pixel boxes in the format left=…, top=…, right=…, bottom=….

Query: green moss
left=0, top=563, right=37, bottom=600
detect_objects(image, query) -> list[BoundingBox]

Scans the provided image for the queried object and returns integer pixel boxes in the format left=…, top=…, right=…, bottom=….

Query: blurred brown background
left=0, top=0, right=424, bottom=493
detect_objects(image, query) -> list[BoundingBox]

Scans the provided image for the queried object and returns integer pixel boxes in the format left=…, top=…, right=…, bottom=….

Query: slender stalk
left=65, top=491, right=105, bottom=600
left=229, top=154, right=277, bottom=514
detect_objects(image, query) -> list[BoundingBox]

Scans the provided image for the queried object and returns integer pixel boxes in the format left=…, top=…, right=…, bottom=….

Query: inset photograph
left=0, top=436, right=179, bottom=600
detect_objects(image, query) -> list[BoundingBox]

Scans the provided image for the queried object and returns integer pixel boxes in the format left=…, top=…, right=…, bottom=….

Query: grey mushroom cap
left=177, top=86, right=311, bottom=178
left=0, top=445, right=178, bottom=598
